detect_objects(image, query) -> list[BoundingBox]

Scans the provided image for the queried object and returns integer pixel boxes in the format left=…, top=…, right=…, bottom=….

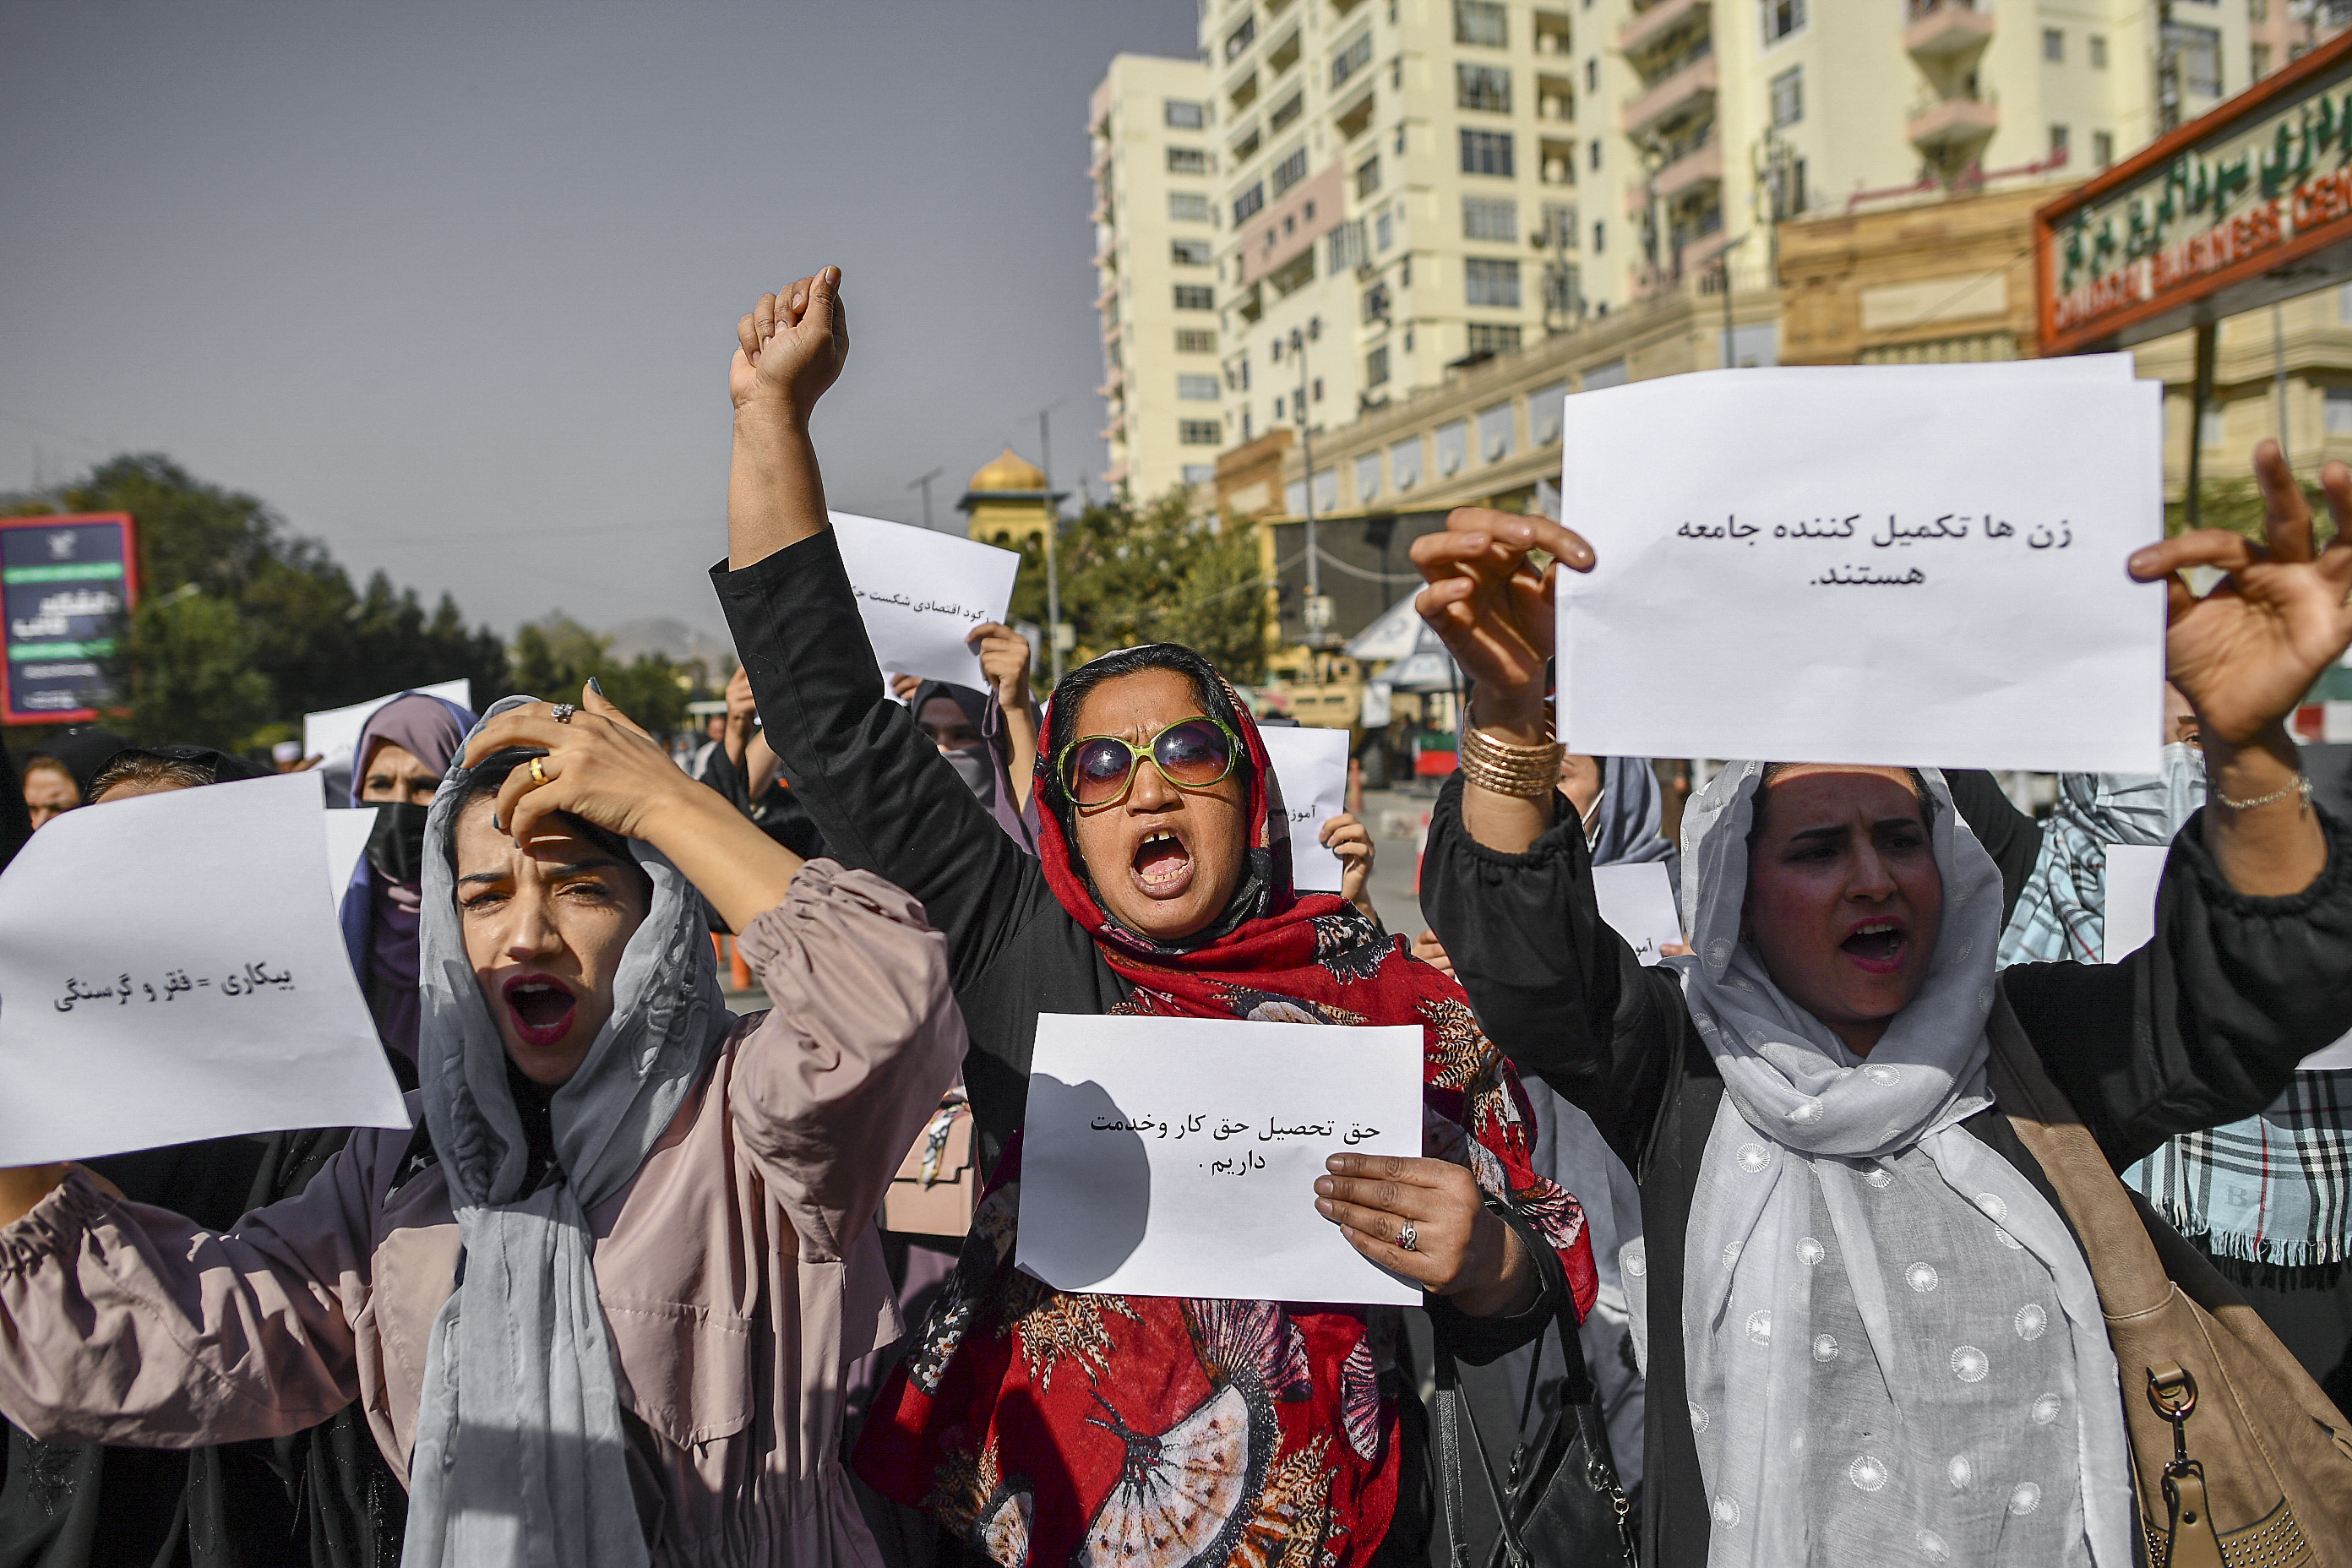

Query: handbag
left=1430, top=1201, right=1639, bottom=1568
left=1985, top=988, right=2352, bottom=1567
left=880, top=1091, right=977, bottom=1239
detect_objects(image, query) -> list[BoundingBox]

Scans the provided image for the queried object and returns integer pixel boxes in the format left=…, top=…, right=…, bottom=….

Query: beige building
left=1090, top=54, right=1228, bottom=505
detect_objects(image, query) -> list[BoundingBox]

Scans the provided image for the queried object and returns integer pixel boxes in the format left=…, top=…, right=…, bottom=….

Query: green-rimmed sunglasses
left=1056, top=716, right=1242, bottom=807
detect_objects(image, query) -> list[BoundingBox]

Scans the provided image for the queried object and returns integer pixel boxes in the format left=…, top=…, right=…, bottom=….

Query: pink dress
left=0, top=861, right=965, bottom=1568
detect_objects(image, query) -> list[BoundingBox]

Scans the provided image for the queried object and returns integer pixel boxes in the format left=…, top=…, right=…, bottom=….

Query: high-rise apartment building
left=1582, top=0, right=2251, bottom=309
left=1090, top=54, right=1228, bottom=504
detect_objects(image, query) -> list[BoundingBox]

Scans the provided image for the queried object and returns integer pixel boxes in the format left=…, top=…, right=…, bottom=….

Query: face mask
left=2085, top=741, right=2208, bottom=844
left=366, top=801, right=432, bottom=886
left=942, top=745, right=998, bottom=810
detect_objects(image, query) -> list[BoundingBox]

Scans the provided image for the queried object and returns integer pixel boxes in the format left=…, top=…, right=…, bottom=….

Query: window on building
left=1168, top=147, right=1211, bottom=174
left=1225, top=14, right=1256, bottom=60
left=1465, top=257, right=1522, bottom=307
left=2041, top=27, right=2062, bottom=61
left=1540, top=201, right=1577, bottom=247
left=1375, top=210, right=1395, bottom=249
left=1166, top=99, right=1206, bottom=129
left=2093, top=129, right=2115, bottom=166
left=1478, top=403, right=1516, bottom=462
left=1271, top=146, right=1310, bottom=193
left=1583, top=358, right=1628, bottom=390
left=1176, top=328, right=1217, bottom=353
left=1457, top=63, right=1513, bottom=111
left=1365, top=346, right=1391, bottom=389
left=1172, top=237, right=1215, bottom=266
left=1395, top=122, right=1407, bottom=154
left=1586, top=57, right=1598, bottom=91
left=1355, top=449, right=1382, bottom=498
left=1460, top=128, right=1516, bottom=176
left=1180, top=419, right=1224, bottom=445
left=1312, top=377, right=1325, bottom=403
left=1529, top=381, right=1568, bottom=444
left=1760, top=0, right=1805, bottom=43
left=1465, top=322, right=1523, bottom=355
left=2049, top=123, right=2070, bottom=161
left=1169, top=192, right=1212, bottom=223
left=2167, top=22, right=2223, bottom=95
left=1284, top=477, right=1306, bottom=514
left=1182, top=464, right=1216, bottom=484
left=2089, top=34, right=2108, bottom=68
left=1269, top=91, right=1305, bottom=131
left=1771, top=65, right=1802, bottom=127
left=1463, top=195, right=1519, bottom=241
left=1274, top=393, right=1286, bottom=420
left=1179, top=373, right=1222, bottom=401
left=1391, top=436, right=1423, bottom=488
left=1332, top=29, right=1374, bottom=88
left=1327, top=218, right=1368, bottom=272
left=1233, top=182, right=1266, bottom=223
left=2327, top=387, right=2352, bottom=434
left=1356, top=155, right=1382, bottom=197
left=1436, top=418, right=1470, bottom=475
left=2252, top=41, right=2273, bottom=77
left=1588, top=137, right=1603, bottom=170
left=1592, top=219, right=1606, bottom=253
left=1401, top=256, right=1412, bottom=286
left=1174, top=284, right=1217, bottom=310
left=1314, top=467, right=1337, bottom=509
left=1455, top=0, right=1508, bottom=46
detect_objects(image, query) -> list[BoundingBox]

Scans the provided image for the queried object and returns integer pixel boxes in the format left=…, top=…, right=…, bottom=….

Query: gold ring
left=528, top=756, right=547, bottom=785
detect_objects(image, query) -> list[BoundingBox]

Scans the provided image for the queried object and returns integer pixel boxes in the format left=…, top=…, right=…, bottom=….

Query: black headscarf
left=29, top=726, right=131, bottom=800
left=912, top=678, right=1037, bottom=852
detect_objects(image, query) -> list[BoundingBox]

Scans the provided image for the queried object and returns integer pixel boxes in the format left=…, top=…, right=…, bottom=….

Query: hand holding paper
left=1259, top=727, right=1353, bottom=894
left=829, top=513, right=1021, bottom=689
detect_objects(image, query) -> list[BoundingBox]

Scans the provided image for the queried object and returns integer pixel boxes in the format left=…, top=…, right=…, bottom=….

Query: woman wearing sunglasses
left=713, top=273, right=1595, bottom=1568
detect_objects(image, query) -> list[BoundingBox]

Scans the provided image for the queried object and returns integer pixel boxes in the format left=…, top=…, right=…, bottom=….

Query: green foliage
left=1006, top=484, right=1267, bottom=688
left=2165, top=476, right=2344, bottom=547
left=509, top=613, right=689, bottom=736
left=14, top=453, right=514, bottom=752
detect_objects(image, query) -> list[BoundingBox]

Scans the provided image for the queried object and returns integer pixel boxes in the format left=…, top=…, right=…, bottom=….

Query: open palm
left=2133, top=442, right=2352, bottom=747
left=1409, top=508, right=1594, bottom=706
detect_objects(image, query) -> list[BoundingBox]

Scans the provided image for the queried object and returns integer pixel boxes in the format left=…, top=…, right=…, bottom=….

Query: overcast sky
left=0, top=1, right=1195, bottom=640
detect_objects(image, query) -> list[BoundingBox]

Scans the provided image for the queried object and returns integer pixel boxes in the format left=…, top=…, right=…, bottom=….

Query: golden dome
left=969, top=447, right=1048, bottom=492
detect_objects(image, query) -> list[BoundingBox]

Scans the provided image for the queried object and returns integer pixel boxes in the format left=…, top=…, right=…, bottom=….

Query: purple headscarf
left=340, top=692, right=478, bottom=1064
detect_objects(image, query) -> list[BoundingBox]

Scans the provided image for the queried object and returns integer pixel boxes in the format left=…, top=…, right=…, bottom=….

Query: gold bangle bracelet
left=1460, top=722, right=1565, bottom=799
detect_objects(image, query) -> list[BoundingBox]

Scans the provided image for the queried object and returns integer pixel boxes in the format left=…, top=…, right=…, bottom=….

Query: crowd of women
left=0, top=265, right=2344, bottom=1567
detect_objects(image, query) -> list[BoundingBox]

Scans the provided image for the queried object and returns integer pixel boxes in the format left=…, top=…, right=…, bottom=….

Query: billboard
left=0, top=513, right=139, bottom=726
left=2037, top=29, right=2352, bottom=355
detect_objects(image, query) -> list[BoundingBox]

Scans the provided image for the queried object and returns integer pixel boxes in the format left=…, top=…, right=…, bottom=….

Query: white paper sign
left=324, top=806, right=380, bottom=905
left=302, top=679, right=472, bottom=775
left=1260, top=727, right=1353, bottom=894
left=2102, top=842, right=2170, bottom=964
left=1017, top=1012, right=1424, bottom=1304
left=1592, top=862, right=1683, bottom=965
left=1556, top=362, right=2164, bottom=774
left=830, top=512, right=1021, bottom=689
left=2298, top=1029, right=2352, bottom=1072
left=0, top=773, right=411, bottom=1164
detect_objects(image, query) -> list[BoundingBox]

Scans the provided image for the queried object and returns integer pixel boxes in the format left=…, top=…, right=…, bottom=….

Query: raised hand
left=732, top=267, right=850, bottom=419
left=2129, top=439, right=2352, bottom=749
left=1319, top=810, right=1376, bottom=912
left=1409, top=507, right=1595, bottom=731
left=466, top=685, right=695, bottom=849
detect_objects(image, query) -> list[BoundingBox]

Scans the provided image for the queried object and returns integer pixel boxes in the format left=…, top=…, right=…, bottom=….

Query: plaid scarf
left=2126, top=1070, right=2352, bottom=1280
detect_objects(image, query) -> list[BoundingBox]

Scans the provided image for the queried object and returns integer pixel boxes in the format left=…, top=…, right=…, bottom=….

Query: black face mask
left=365, top=802, right=432, bottom=886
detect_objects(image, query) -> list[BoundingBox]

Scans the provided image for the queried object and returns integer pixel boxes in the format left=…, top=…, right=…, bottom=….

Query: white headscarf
left=1666, top=762, right=2132, bottom=1566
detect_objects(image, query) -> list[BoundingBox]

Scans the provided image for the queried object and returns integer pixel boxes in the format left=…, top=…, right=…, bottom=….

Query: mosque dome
left=969, top=447, right=1048, bottom=493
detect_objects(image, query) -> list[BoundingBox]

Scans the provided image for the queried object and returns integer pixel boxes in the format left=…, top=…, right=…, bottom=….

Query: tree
left=1007, top=484, right=1267, bottom=686
left=9, top=453, right=511, bottom=753
left=509, top=613, right=690, bottom=736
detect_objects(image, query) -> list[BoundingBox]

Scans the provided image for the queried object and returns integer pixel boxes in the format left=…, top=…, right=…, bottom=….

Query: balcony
left=1906, top=90, right=1999, bottom=155
left=1904, top=0, right=1994, bottom=63
left=1621, top=50, right=1717, bottom=139
left=1618, top=0, right=1709, bottom=63
left=1653, top=134, right=1721, bottom=203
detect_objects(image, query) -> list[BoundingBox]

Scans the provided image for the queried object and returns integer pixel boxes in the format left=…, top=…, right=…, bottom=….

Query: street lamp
left=1289, top=318, right=1331, bottom=645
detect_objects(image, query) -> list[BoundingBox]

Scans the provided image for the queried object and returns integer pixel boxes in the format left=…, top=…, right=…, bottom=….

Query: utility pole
left=1034, top=402, right=1068, bottom=684
left=1290, top=319, right=1329, bottom=647
left=907, top=466, right=945, bottom=531
left=1718, top=233, right=1750, bottom=368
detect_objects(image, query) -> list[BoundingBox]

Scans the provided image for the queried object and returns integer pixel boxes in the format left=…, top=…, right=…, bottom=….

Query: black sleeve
left=1420, top=773, right=1691, bottom=1173
left=2008, top=804, right=2352, bottom=1169
left=1944, top=769, right=2042, bottom=928
left=710, top=532, right=1061, bottom=998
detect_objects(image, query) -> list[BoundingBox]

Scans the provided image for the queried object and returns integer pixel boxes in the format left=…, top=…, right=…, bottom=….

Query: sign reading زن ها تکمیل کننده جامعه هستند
left=0, top=513, right=138, bottom=726
left=2039, top=26, right=2352, bottom=355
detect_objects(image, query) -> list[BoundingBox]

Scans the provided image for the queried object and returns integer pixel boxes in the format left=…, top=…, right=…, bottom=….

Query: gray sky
left=0, top=1, right=1194, bottom=640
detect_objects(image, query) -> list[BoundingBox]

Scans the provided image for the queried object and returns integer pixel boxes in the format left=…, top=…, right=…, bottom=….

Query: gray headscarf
left=405, top=696, right=734, bottom=1566
left=1663, top=762, right=2131, bottom=1566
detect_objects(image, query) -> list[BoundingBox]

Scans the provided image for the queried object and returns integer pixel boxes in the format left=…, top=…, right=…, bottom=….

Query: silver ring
left=550, top=703, right=576, bottom=724
left=1396, top=1222, right=1418, bottom=1252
